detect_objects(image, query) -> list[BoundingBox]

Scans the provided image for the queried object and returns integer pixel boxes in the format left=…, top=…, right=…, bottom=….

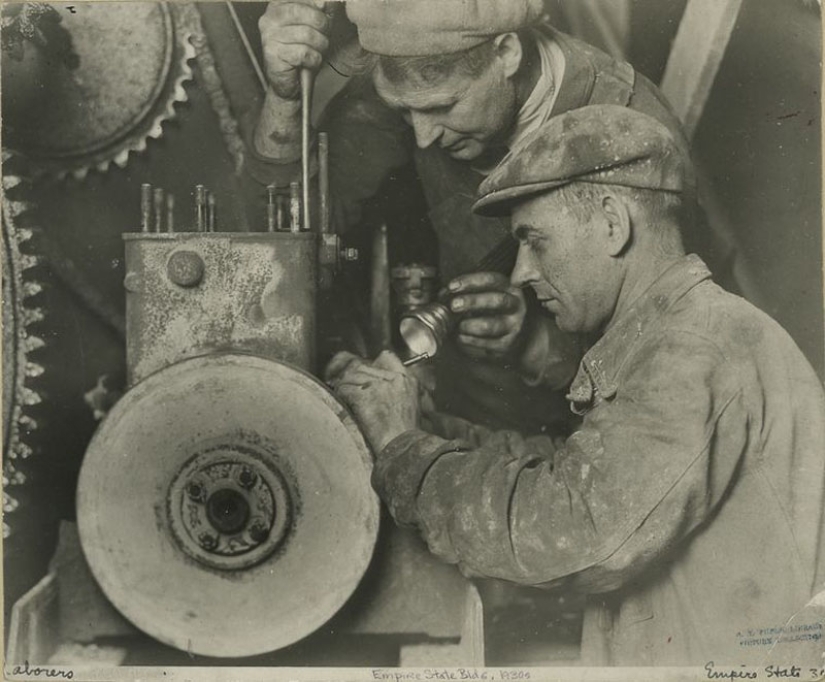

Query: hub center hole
left=206, top=488, right=250, bottom=535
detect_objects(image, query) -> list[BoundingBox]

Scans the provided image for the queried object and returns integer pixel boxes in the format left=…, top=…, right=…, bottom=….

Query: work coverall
left=372, top=255, right=825, bottom=666
left=250, top=24, right=692, bottom=434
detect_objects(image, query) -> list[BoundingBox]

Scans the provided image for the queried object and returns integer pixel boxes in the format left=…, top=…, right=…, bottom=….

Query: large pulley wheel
left=76, top=353, right=380, bottom=657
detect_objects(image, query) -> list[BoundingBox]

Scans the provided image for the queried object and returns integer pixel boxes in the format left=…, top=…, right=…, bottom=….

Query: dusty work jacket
left=373, top=255, right=825, bottom=666
left=250, top=25, right=690, bottom=434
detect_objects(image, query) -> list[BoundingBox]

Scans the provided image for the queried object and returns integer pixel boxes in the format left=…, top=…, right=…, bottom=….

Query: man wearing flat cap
left=330, top=106, right=825, bottom=666
left=252, top=0, right=692, bottom=436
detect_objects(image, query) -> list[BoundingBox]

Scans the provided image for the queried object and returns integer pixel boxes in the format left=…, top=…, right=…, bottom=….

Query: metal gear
left=2, top=150, right=46, bottom=539
left=12, top=2, right=196, bottom=181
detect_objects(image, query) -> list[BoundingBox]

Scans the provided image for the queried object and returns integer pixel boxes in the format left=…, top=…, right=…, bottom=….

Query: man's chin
left=541, top=304, right=571, bottom=333
left=447, top=143, right=483, bottom=161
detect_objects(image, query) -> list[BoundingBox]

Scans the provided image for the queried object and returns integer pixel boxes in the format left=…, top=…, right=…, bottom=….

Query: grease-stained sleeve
left=372, top=331, right=749, bottom=591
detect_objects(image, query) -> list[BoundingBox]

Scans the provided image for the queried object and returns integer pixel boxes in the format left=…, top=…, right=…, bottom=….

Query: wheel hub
left=168, top=443, right=292, bottom=570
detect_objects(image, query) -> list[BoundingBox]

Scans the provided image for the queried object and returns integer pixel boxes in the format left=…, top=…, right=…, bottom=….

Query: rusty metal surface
left=123, top=232, right=318, bottom=385
left=76, top=353, right=379, bottom=658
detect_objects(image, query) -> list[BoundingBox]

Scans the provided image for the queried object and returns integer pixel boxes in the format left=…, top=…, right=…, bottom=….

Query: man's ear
left=601, top=194, right=631, bottom=257
left=492, top=33, right=523, bottom=79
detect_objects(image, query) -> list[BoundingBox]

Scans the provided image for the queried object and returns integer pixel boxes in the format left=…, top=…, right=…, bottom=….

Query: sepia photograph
left=0, top=0, right=823, bottom=679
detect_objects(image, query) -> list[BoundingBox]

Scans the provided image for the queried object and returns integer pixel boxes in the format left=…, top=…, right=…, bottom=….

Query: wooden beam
left=660, top=0, right=744, bottom=138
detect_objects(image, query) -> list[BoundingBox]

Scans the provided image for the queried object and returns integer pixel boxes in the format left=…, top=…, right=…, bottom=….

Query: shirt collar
left=567, top=255, right=712, bottom=413
left=505, top=28, right=565, bottom=151
left=472, top=27, right=566, bottom=175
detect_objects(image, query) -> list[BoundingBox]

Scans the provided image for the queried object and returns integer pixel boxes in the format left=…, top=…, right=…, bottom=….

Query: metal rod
left=370, top=223, right=392, bottom=352
left=207, top=192, right=217, bottom=232
left=166, top=194, right=175, bottom=233
left=319, top=131, right=330, bottom=234
left=195, top=185, right=206, bottom=232
left=140, top=183, right=152, bottom=233
left=225, top=0, right=268, bottom=93
left=301, top=68, right=313, bottom=232
left=267, top=185, right=277, bottom=232
left=290, top=181, right=301, bottom=233
left=276, top=194, right=286, bottom=231
left=402, top=352, right=430, bottom=367
left=153, top=187, right=165, bottom=233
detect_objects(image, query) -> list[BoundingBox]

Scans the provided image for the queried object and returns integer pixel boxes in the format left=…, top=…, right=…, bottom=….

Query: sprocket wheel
left=2, top=149, right=46, bottom=538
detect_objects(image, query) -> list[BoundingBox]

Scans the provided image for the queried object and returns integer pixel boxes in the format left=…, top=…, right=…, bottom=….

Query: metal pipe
left=277, top=194, right=286, bottom=231
left=370, top=223, right=392, bottom=352
left=290, top=181, right=301, bottom=233
left=402, top=352, right=430, bottom=367
left=153, top=188, right=165, bottom=233
left=195, top=185, right=206, bottom=232
left=207, top=192, right=217, bottom=232
left=140, top=183, right=152, bottom=233
left=166, top=194, right=175, bottom=233
left=225, top=0, right=268, bottom=93
left=301, top=68, right=313, bottom=232
left=319, top=132, right=330, bottom=234
left=267, top=185, right=277, bottom=233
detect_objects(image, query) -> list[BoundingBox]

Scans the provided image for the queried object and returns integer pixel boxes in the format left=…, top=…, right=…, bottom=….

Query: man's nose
left=510, top=243, right=539, bottom=288
left=409, top=112, right=442, bottom=149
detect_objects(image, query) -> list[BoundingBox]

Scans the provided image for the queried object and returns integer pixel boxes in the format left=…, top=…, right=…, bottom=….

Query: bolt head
left=198, top=532, right=218, bottom=551
left=167, top=250, right=205, bottom=288
left=248, top=522, right=270, bottom=544
left=238, top=468, right=257, bottom=489
left=123, top=271, right=142, bottom=293
left=186, top=482, right=205, bottom=502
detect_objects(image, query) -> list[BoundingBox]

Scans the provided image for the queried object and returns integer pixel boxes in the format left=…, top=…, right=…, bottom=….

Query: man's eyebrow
left=389, top=98, right=456, bottom=114
left=374, top=80, right=457, bottom=112
left=513, top=224, right=535, bottom=241
left=376, top=93, right=404, bottom=111
left=415, top=97, right=457, bottom=111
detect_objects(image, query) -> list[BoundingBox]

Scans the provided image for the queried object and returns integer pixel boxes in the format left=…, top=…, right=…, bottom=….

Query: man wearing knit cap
left=254, top=0, right=691, bottom=436
left=330, top=106, right=825, bottom=666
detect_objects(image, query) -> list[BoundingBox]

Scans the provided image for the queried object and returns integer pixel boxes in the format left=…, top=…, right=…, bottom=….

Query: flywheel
left=76, top=353, right=379, bottom=657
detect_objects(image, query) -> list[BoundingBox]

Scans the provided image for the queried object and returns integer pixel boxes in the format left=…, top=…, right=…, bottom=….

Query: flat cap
left=346, top=0, right=545, bottom=57
left=473, top=105, right=690, bottom=217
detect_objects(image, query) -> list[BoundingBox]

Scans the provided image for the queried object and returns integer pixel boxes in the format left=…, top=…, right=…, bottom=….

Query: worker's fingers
left=329, top=364, right=397, bottom=389
left=419, top=389, right=436, bottom=414
left=447, top=271, right=510, bottom=294
left=373, top=350, right=406, bottom=373
left=334, top=380, right=373, bottom=390
left=270, top=42, right=324, bottom=71
left=458, top=316, right=513, bottom=339
left=261, top=1, right=329, bottom=33
left=260, top=0, right=329, bottom=96
left=275, top=25, right=330, bottom=53
left=323, top=350, right=363, bottom=382
left=354, top=364, right=400, bottom=382
left=335, top=382, right=368, bottom=407
left=450, top=290, right=521, bottom=315
left=456, top=333, right=508, bottom=354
